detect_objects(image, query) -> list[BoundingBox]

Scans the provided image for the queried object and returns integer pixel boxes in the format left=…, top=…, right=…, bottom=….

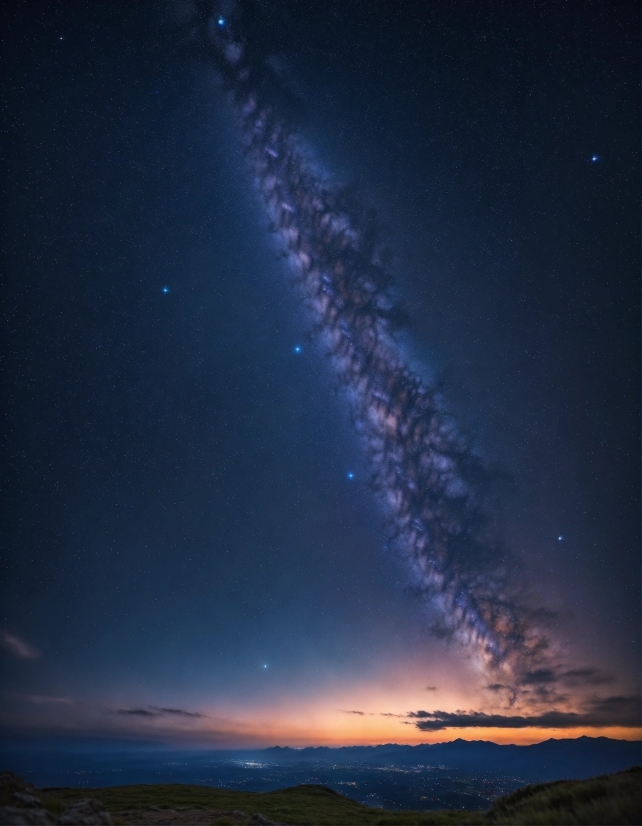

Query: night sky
left=1, top=0, right=639, bottom=748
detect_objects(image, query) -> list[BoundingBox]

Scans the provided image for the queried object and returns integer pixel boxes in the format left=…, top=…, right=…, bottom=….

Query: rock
left=0, top=773, right=54, bottom=823
left=57, top=799, right=112, bottom=825
left=0, top=772, right=111, bottom=825
left=11, top=793, right=43, bottom=809
left=231, top=812, right=248, bottom=819
left=0, top=806, right=56, bottom=825
left=0, top=774, right=38, bottom=798
left=250, top=814, right=279, bottom=825
left=0, top=772, right=25, bottom=790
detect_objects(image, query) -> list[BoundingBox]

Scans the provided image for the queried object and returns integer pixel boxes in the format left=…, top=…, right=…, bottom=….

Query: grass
left=40, top=782, right=469, bottom=824
left=36, top=766, right=640, bottom=825
left=484, top=766, right=641, bottom=825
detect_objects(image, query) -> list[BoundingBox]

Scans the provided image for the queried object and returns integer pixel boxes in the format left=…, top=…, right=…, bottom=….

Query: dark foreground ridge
left=1, top=766, right=640, bottom=825
left=0, top=771, right=112, bottom=825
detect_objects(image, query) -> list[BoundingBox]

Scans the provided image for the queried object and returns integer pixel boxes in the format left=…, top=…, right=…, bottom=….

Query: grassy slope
left=38, top=766, right=641, bottom=825
left=485, top=766, right=641, bottom=825
left=40, top=783, right=468, bottom=825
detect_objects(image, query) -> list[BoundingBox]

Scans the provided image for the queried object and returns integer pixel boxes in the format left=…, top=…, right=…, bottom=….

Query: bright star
left=294, top=345, right=302, bottom=353
left=162, top=286, right=170, bottom=294
left=347, top=472, right=354, bottom=479
left=218, top=17, right=226, bottom=26
left=262, top=664, right=268, bottom=669
left=591, top=155, right=600, bottom=162
left=558, top=535, right=564, bottom=541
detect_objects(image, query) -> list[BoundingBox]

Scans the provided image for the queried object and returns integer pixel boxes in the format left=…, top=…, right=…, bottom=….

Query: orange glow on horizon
left=5, top=655, right=638, bottom=749
left=188, top=715, right=642, bottom=748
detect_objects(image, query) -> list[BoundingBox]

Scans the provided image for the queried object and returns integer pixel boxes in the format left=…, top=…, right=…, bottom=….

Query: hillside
left=29, top=765, right=640, bottom=825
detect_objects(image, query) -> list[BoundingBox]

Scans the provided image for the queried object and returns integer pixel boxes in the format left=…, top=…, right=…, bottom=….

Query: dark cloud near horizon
left=117, top=706, right=204, bottom=719
left=408, top=696, right=641, bottom=731
left=118, top=708, right=157, bottom=717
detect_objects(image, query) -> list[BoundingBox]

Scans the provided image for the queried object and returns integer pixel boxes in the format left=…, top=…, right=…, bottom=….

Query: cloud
left=117, top=706, right=205, bottom=719
left=520, top=669, right=557, bottom=685
left=408, top=696, right=641, bottom=731
left=425, top=686, right=438, bottom=691
left=152, top=706, right=204, bottom=718
left=0, top=631, right=40, bottom=660
left=517, top=666, right=615, bottom=688
left=426, top=624, right=455, bottom=642
left=342, top=709, right=378, bottom=716
left=561, top=668, right=614, bottom=687
left=380, top=712, right=405, bottom=718
left=25, top=695, right=72, bottom=705
left=486, top=682, right=518, bottom=706
left=118, top=708, right=157, bottom=717
left=589, top=695, right=640, bottom=717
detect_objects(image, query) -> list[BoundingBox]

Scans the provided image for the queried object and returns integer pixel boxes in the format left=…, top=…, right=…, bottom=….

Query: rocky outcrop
left=0, top=773, right=112, bottom=826
left=56, top=799, right=111, bottom=825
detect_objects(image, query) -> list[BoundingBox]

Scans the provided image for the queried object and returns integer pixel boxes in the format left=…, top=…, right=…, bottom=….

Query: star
left=558, top=535, right=564, bottom=541
left=293, top=345, right=302, bottom=353
left=347, top=472, right=355, bottom=480
left=162, top=286, right=170, bottom=294
left=591, top=155, right=600, bottom=162
left=218, top=17, right=226, bottom=27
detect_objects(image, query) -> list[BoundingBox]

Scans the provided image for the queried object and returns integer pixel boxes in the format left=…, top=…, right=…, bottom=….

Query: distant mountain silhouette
left=264, top=736, right=641, bottom=781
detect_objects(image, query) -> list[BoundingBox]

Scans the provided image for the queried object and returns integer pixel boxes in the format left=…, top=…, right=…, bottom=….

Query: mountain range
left=264, top=736, right=640, bottom=781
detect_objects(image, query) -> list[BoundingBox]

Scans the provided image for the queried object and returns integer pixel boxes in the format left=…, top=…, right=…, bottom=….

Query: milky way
left=204, top=2, right=552, bottom=685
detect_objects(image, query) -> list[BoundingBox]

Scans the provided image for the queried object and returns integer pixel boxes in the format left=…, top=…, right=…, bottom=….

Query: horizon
left=2, top=733, right=640, bottom=754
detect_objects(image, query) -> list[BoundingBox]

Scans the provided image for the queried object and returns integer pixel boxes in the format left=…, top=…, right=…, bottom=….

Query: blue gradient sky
left=1, top=0, right=639, bottom=748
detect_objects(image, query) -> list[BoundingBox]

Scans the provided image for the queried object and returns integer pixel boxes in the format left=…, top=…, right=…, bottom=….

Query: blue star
left=162, top=286, right=170, bottom=294
left=347, top=472, right=355, bottom=480
left=218, top=17, right=226, bottom=27
left=591, top=155, right=600, bottom=163
left=557, top=535, right=564, bottom=541
left=293, top=345, right=302, bottom=354
left=262, top=663, right=268, bottom=669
